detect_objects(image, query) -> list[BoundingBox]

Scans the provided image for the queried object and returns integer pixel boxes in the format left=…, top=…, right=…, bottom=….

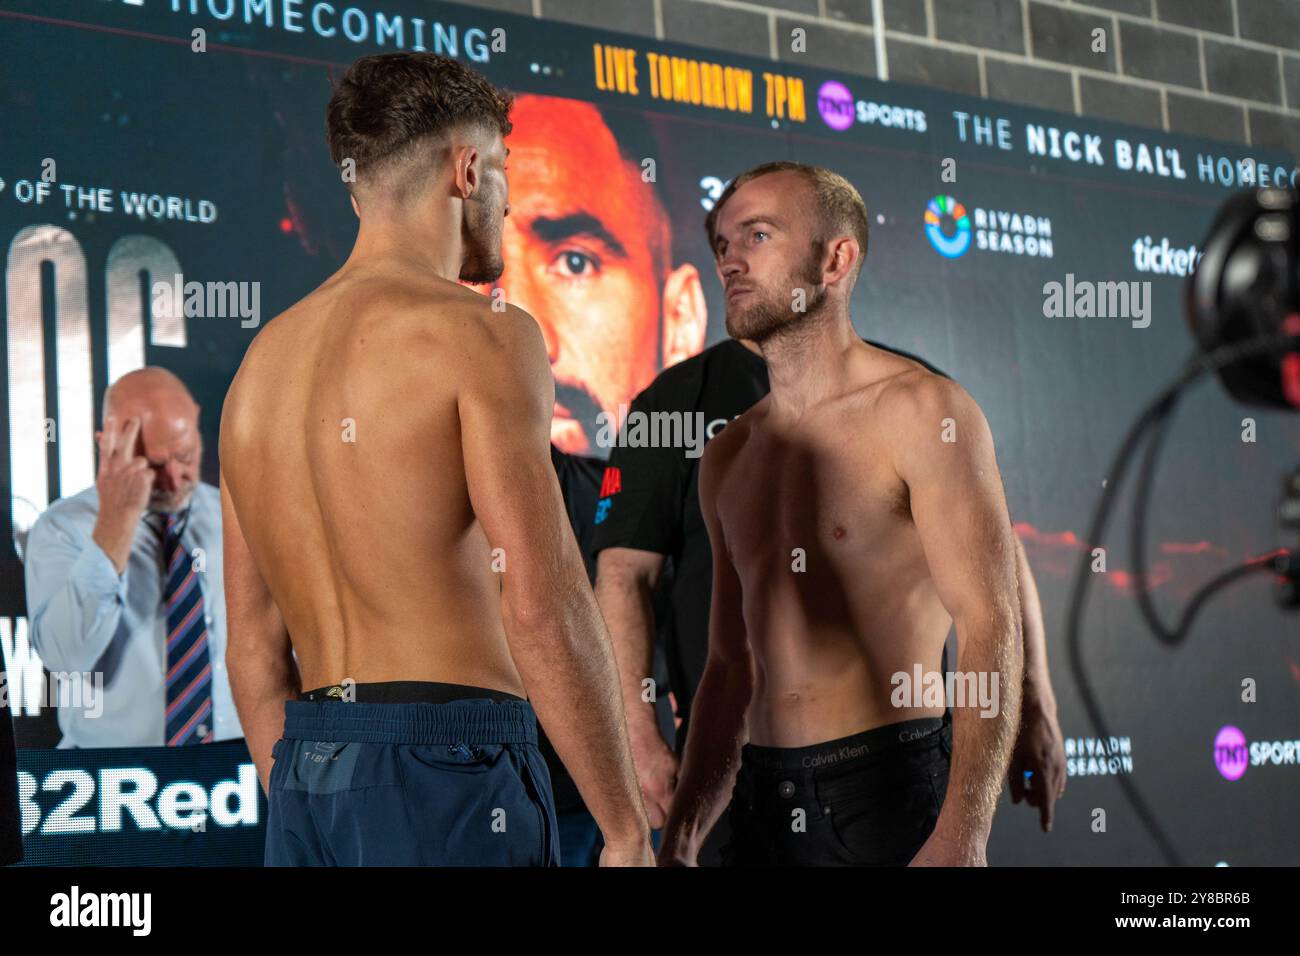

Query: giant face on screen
left=463, top=93, right=707, bottom=455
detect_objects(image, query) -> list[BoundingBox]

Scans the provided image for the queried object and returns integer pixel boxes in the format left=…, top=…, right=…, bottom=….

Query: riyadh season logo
left=925, top=195, right=1055, bottom=260
left=1214, top=725, right=1300, bottom=781
left=1064, top=733, right=1133, bottom=776
left=925, top=195, right=971, bottom=258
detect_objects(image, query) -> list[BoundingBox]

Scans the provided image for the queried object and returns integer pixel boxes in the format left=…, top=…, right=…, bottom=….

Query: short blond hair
left=705, top=161, right=869, bottom=281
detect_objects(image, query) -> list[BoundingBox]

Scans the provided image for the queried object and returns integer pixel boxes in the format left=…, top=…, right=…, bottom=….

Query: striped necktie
left=158, top=511, right=214, bottom=746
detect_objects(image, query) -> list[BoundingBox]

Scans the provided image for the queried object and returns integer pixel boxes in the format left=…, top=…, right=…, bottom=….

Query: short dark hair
left=705, top=161, right=870, bottom=280
left=326, top=52, right=513, bottom=188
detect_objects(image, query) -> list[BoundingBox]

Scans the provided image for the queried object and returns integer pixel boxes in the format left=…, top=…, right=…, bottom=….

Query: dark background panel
left=0, top=0, right=1294, bottom=865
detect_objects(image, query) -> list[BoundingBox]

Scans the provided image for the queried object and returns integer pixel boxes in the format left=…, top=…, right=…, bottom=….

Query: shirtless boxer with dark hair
left=219, top=52, right=651, bottom=866
left=659, top=162, right=1024, bottom=866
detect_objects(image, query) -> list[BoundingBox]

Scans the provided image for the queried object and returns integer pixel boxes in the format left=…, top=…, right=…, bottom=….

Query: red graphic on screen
left=1013, top=522, right=1246, bottom=595
left=1283, top=313, right=1300, bottom=409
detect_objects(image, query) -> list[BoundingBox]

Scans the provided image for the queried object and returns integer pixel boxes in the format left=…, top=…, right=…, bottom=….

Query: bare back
left=220, top=266, right=523, bottom=696
left=707, top=346, right=957, bottom=746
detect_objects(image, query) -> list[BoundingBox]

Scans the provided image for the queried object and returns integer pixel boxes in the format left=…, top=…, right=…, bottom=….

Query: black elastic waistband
left=742, top=712, right=951, bottom=773
left=299, top=680, right=525, bottom=705
left=283, top=696, right=537, bottom=746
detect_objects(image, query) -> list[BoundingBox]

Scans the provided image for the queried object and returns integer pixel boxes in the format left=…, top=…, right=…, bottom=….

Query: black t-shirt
left=543, top=447, right=603, bottom=813
left=590, top=339, right=768, bottom=731
left=590, top=339, right=950, bottom=732
left=545, top=446, right=674, bottom=816
left=551, top=445, right=604, bottom=584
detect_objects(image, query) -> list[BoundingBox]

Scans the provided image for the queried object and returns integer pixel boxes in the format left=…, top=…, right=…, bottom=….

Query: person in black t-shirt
left=543, top=447, right=606, bottom=865
left=547, top=446, right=675, bottom=865
left=591, top=337, right=1065, bottom=863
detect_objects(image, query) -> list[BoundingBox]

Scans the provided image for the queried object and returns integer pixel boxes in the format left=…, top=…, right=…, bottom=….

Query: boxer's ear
left=660, top=263, right=707, bottom=369
left=826, top=235, right=860, bottom=287
left=455, top=145, right=480, bottom=200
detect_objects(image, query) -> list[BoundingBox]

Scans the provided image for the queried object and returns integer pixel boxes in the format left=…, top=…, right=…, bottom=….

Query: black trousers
left=721, top=713, right=952, bottom=867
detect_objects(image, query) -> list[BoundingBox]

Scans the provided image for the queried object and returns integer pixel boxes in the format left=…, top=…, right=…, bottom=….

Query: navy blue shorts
left=265, top=688, right=559, bottom=867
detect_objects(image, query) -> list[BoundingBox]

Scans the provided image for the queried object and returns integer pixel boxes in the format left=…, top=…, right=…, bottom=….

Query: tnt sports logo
left=816, top=80, right=855, bottom=131
left=1214, top=726, right=1248, bottom=780
left=1214, top=725, right=1300, bottom=780
left=816, top=79, right=927, bottom=133
left=925, top=195, right=971, bottom=258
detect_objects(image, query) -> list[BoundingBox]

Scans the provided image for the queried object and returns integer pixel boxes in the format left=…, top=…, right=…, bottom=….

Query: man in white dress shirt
left=24, top=367, right=242, bottom=748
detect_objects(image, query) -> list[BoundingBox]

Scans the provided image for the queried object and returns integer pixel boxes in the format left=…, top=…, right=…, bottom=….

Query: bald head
left=101, top=367, right=202, bottom=514
left=103, top=367, right=198, bottom=425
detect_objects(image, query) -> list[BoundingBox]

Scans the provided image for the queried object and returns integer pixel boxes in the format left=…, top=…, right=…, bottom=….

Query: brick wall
left=462, top=0, right=1300, bottom=159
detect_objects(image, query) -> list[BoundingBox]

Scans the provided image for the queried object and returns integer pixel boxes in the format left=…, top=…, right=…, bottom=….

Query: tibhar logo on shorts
left=925, top=195, right=1054, bottom=260
left=1064, top=734, right=1133, bottom=776
left=307, top=741, right=341, bottom=763
left=1214, top=725, right=1300, bottom=781
left=49, top=886, right=151, bottom=936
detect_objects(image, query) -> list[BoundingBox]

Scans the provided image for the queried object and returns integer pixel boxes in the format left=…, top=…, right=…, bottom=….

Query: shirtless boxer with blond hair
left=659, top=162, right=1023, bottom=866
